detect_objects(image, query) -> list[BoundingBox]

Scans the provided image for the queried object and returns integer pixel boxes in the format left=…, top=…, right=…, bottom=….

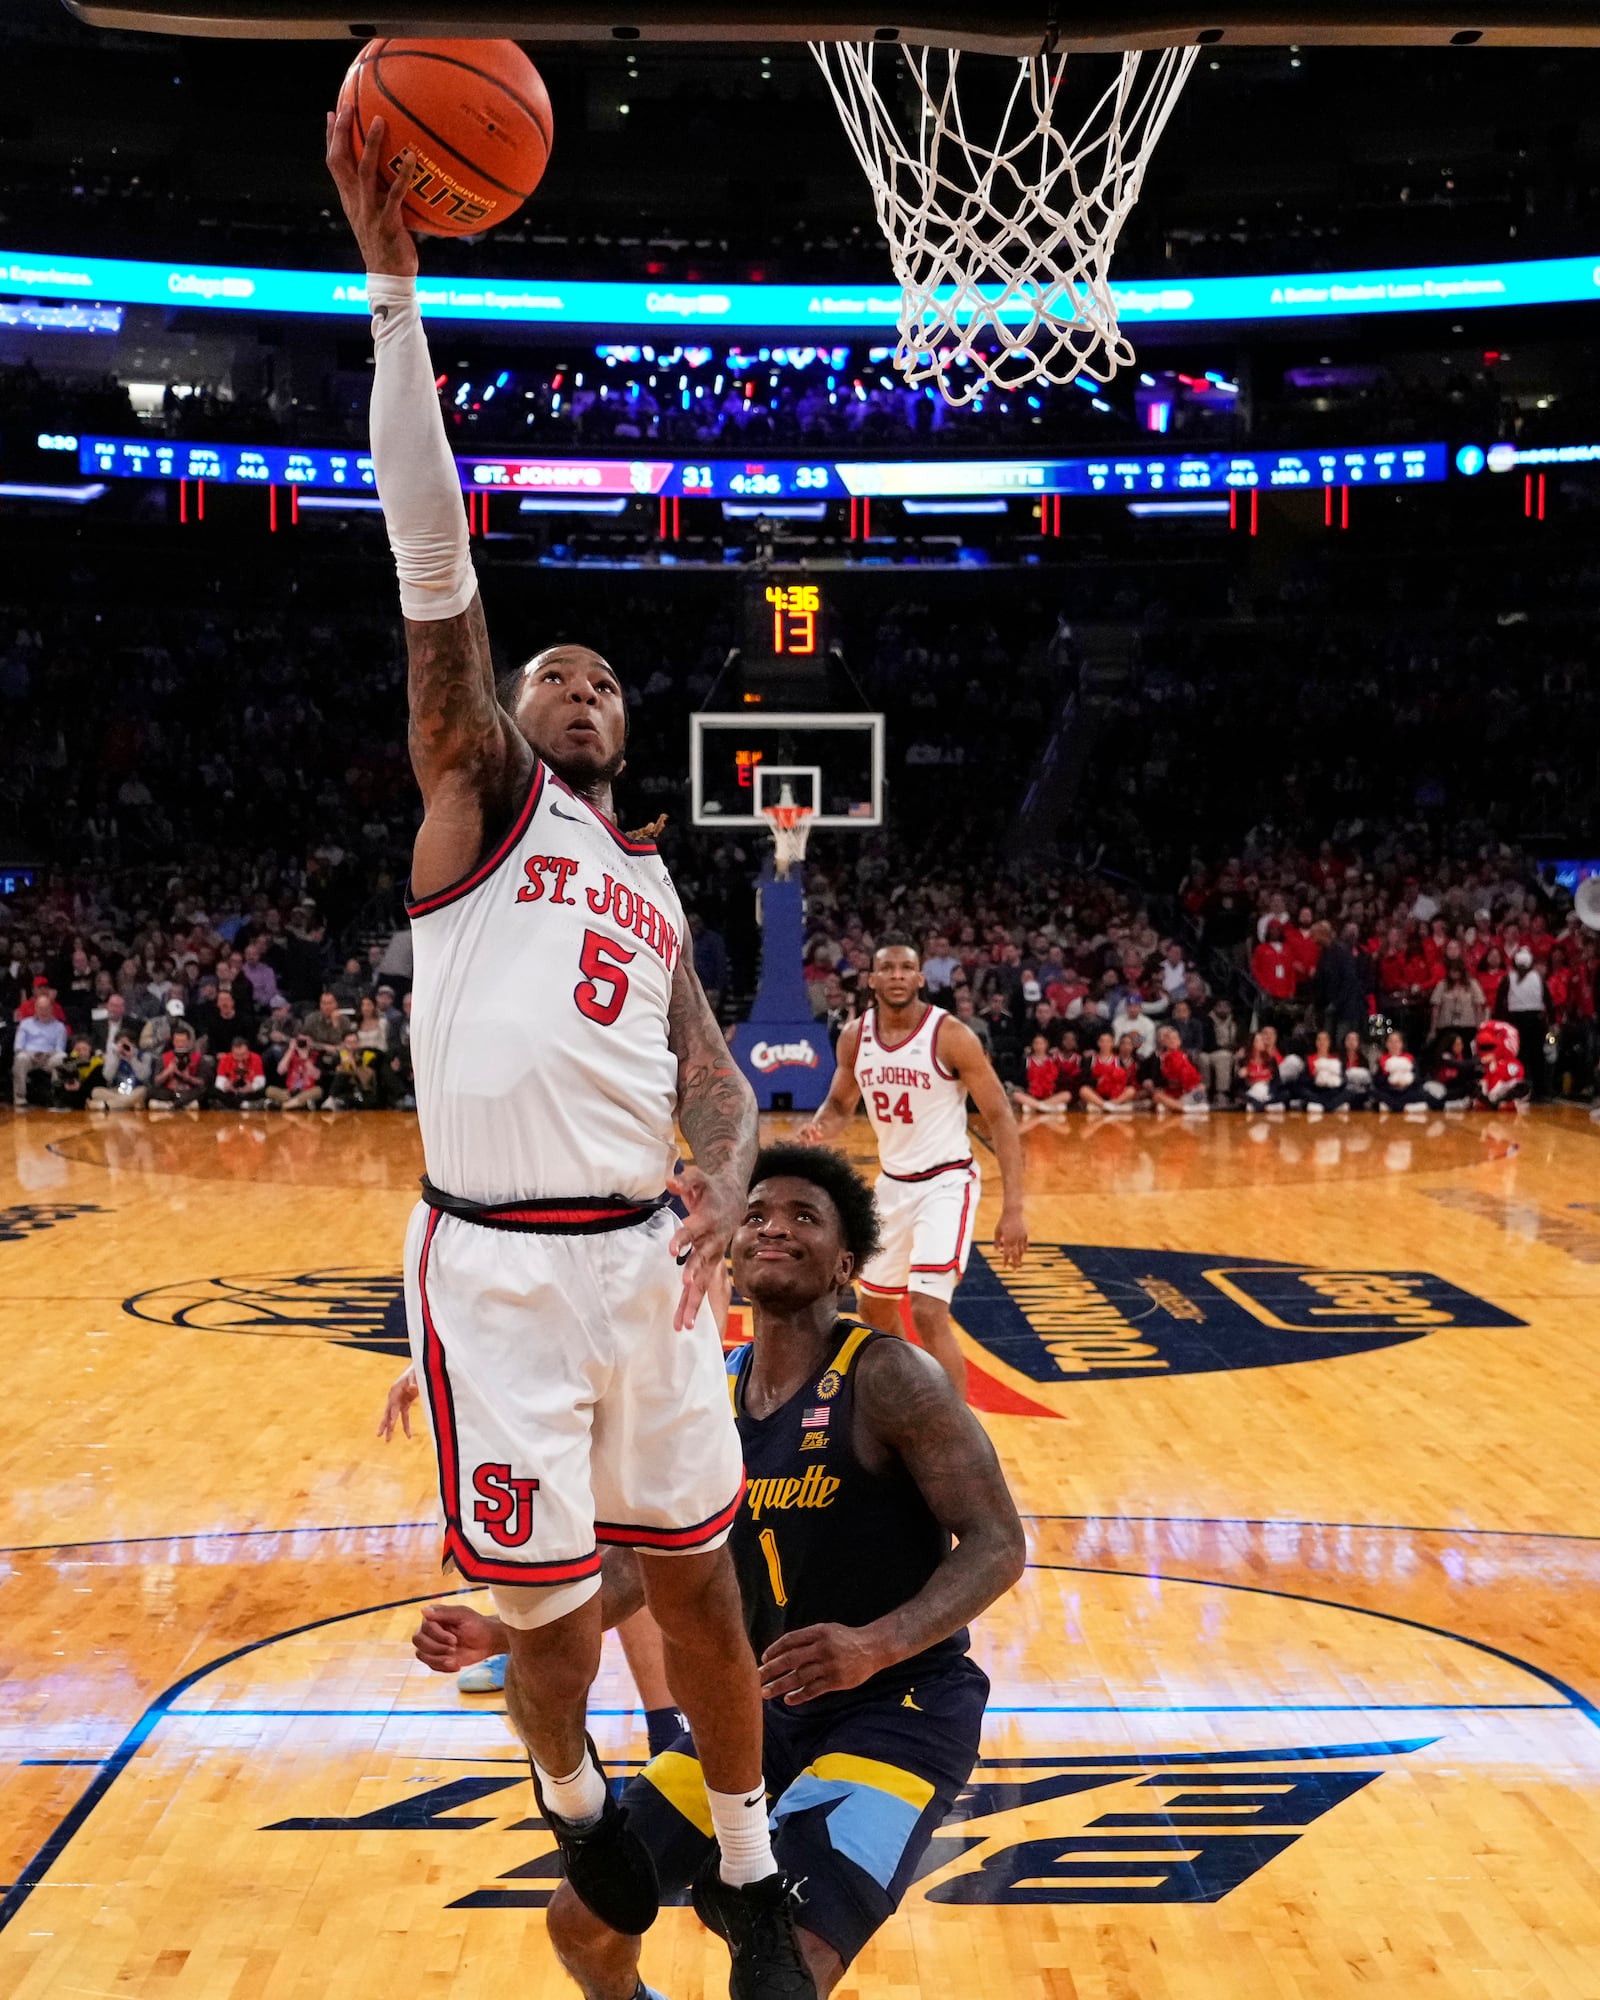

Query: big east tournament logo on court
left=956, top=1243, right=1521, bottom=1382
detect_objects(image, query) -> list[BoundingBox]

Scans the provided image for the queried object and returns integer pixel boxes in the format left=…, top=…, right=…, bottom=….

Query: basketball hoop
left=811, top=41, right=1197, bottom=406
left=762, top=802, right=814, bottom=881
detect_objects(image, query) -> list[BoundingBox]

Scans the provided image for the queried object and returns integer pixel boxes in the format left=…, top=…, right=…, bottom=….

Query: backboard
left=691, top=712, right=884, bottom=827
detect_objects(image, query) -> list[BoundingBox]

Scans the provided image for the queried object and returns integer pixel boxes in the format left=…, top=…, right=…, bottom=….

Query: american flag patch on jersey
left=801, top=1406, right=831, bottom=1429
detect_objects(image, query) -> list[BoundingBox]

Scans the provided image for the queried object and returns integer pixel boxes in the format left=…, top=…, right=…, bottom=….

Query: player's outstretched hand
left=377, top=1363, right=420, bottom=1441
left=669, top=1159, right=741, bottom=1333
left=325, top=107, right=419, bottom=279
left=994, top=1200, right=1029, bottom=1270
left=792, top=1117, right=827, bottom=1145
left=413, top=1602, right=500, bottom=1675
left=759, top=1623, right=885, bottom=1705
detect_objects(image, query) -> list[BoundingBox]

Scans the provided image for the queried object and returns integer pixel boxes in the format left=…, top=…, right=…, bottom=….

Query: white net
left=811, top=41, right=1198, bottom=407
left=763, top=807, right=813, bottom=881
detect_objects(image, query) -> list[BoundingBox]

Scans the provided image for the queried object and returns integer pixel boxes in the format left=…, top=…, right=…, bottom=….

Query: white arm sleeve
left=368, top=273, right=478, bottom=624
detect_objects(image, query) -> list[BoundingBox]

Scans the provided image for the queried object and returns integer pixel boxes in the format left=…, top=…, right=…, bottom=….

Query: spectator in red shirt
left=1251, top=921, right=1298, bottom=1030
left=1149, top=1024, right=1208, bottom=1116
left=1080, top=1030, right=1137, bottom=1114
left=268, top=1035, right=325, bottom=1110
left=1547, top=944, right=1597, bottom=1101
left=1473, top=945, right=1506, bottom=1011
left=147, top=1028, right=210, bottom=1111
left=1011, top=1035, right=1060, bottom=1118
left=212, top=1035, right=267, bottom=1109
left=1285, top=906, right=1321, bottom=993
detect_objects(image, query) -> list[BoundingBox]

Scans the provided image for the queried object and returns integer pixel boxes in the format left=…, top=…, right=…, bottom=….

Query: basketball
left=336, top=38, right=552, bottom=238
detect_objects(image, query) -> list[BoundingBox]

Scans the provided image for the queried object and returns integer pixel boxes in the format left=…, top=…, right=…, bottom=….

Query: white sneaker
left=457, top=1653, right=508, bottom=1694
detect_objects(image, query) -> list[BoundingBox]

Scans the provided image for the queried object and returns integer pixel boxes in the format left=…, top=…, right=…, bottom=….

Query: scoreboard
left=64, top=435, right=1450, bottom=500
left=754, top=582, right=824, bottom=661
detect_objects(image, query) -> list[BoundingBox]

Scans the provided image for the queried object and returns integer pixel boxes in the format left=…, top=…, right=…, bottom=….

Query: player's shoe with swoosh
left=531, top=1734, right=660, bottom=1935
left=691, top=1856, right=817, bottom=1998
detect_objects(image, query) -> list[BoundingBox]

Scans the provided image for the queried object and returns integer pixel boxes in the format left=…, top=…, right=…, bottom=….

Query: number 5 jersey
left=405, top=760, right=687, bottom=1204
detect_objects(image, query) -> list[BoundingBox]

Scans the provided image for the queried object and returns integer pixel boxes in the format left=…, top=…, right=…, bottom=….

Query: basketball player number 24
left=872, top=1089, right=914, bottom=1124
left=574, top=930, right=636, bottom=1026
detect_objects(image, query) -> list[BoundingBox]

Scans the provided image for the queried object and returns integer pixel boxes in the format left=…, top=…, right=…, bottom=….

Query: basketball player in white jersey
left=328, top=112, right=813, bottom=1998
left=797, top=937, right=1027, bottom=1396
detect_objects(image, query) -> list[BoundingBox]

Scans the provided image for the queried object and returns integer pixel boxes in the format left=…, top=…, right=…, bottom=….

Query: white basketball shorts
left=403, top=1198, right=745, bottom=1630
left=856, top=1162, right=981, bottom=1305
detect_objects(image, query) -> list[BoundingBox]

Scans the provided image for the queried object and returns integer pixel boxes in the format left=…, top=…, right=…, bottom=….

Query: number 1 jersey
left=406, top=762, right=685, bottom=1204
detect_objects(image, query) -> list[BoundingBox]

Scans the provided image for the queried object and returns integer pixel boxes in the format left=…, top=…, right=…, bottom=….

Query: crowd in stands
left=3, top=346, right=1555, bottom=465
left=8, top=929, right=413, bottom=1114
left=3, top=508, right=1599, bottom=1125
left=800, top=839, right=1599, bottom=1113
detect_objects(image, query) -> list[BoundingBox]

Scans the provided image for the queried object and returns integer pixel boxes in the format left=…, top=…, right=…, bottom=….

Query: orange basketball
left=337, top=38, right=552, bottom=238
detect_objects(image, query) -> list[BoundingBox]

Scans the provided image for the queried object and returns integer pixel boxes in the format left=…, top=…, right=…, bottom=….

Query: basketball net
left=762, top=796, right=814, bottom=881
left=811, top=41, right=1198, bottom=406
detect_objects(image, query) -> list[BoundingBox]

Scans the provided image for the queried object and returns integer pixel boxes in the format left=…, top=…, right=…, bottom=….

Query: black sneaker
left=691, top=1855, right=817, bottom=1999
left=529, top=1735, right=659, bottom=1936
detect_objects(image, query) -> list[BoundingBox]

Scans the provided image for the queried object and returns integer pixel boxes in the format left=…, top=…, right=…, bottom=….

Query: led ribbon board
left=7, top=245, right=1600, bottom=330
left=69, top=437, right=1449, bottom=497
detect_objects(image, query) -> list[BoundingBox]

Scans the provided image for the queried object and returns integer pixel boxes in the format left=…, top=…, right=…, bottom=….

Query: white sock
left=706, top=1784, right=777, bottom=1886
left=533, top=1748, right=606, bottom=1828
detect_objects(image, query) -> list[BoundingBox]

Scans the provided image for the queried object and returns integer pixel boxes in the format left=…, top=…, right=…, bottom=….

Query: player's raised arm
left=937, top=1014, right=1028, bottom=1268
left=666, top=954, right=759, bottom=1332
left=326, top=106, right=532, bottom=900
left=758, top=1337, right=1025, bottom=1702
left=795, top=1017, right=865, bottom=1144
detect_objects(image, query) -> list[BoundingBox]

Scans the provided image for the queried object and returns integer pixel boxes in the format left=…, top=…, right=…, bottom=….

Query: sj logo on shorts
left=472, top=1462, right=542, bottom=1548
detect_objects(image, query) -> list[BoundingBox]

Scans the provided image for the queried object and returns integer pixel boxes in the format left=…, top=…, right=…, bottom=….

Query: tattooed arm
left=667, top=951, right=759, bottom=1332
left=404, top=601, right=535, bottom=901
left=326, top=104, right=533, bottom=902
left=757, top=1336, right=1025, bottom=1703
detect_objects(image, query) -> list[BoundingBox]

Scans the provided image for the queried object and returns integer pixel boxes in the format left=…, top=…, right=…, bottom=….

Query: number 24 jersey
left=853, top=1003, right=973, bottom=1178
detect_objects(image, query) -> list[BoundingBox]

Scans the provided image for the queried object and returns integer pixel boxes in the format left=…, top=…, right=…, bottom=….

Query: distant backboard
left=691, top=713, right=883, bottom=828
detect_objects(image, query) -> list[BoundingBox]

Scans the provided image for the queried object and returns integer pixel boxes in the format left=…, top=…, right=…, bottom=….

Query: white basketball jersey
left=407, top=763, right=684, bottom=1204
left=854, top=1004, right=973, bottom=1178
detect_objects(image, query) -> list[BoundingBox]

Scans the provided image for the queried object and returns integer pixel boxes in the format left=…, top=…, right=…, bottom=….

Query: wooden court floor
left=3, top=1104, right=1600, bottom=2000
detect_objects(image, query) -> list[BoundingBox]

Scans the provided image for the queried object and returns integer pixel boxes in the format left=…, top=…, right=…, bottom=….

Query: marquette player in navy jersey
left=796, top=937, right=1027, bottom=1397
left=412, top=1146, right=1025, bottom=1999
left=326, top=111, right=803, bottom=1981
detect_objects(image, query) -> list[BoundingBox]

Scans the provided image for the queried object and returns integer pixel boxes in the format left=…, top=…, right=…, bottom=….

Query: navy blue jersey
left=726, top=1319, right=967, bottom=1704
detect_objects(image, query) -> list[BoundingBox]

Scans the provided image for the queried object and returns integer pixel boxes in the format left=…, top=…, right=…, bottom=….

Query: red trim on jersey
left=881, top=1156, right=975, bottom=1183
left=909, top=1178, right=977, bottom=1275
left=420, top=1178, right=669, bottom=1234
left=443, top=1524, right=602, bottom=1588
left=417, top=1206, right=602, bottom=1589
left=855, top=1278, right=907, bottom=1296
left=405, top=762, right=546, bottom=918
left=594, top=1481, right=745, bottom=1551
left=548, top=772, right=659, bottom=855
left=488, top=1203, right=649, bottom=1226
left=930, top=1010, right=959, bottom=1081
left=867, top=1000, right=935, bottom=1054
